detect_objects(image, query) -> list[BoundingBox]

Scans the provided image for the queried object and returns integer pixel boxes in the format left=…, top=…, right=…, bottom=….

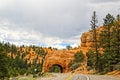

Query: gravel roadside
left=36, top=73, right=69, bottom=80
left=88, top=75, right=120, bottom=80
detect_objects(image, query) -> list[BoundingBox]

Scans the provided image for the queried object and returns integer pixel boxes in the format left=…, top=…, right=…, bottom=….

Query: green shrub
left=74, top=51, right=84, bottom=62
left=86, top=50, right=96, bottom=69
left=19, top=69, right=26, bottom=75
left=70, top=63, right=81, bottom=70
left=69, top=51, right=84, bottom=70
left=113, top=62, right=120, bottom=70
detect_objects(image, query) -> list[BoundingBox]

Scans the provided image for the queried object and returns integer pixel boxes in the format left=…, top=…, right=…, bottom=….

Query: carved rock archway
left=49, top=64, right=63, bottom=73
left=42, top=50, right=75, bottom=73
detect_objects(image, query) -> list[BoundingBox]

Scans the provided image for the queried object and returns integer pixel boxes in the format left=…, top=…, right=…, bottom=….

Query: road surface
left=38, top=73, right=120, bottom=80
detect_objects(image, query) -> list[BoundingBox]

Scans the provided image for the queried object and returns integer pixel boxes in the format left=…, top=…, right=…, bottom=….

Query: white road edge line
left=85, top=75, right=90, bottom=80
left=81, top=74, right=90, bottom=80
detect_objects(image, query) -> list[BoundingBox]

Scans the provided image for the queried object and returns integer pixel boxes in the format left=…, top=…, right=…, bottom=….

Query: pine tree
left=0, top=46, right=9, bottom=79
left=114, top=14, right=120, bottom=55
left=90, top=11, right=99, bottom=72
left=100, top=13, right=115, bottom=72
left=102, top=13, right=115, bottom=53
left=86, top=50, right=96, bottom=69
left=110, top=14, right=120, bottom=69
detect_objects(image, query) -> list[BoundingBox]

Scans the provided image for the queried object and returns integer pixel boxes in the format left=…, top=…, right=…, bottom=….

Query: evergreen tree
left=101, top=13, right=115, bottom=53
left=74, top=51, right=84, bottom=62
left=11, top=44, right=17, bottom=58
left=110, top=14, right=120, bottom=70
left=0, top=53, right=9, bottom=79
left=86, top=50, right=96, bottom=70
left=90, top=11, right=99, bottom=72
left=100, top=13, right=115, bottom=72
left=114, top=14, right=120, bottom=55
left=69, top=51, right=84, bottom=70
left=66, top=45, right=72, bottom=50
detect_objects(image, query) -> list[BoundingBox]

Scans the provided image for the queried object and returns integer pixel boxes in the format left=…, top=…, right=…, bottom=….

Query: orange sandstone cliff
left=42, top=26, right=104, bottom=73
left=80, top=26, right=104, bottom=53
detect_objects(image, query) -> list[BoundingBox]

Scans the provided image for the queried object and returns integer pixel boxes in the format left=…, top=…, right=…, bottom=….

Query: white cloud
left=0, top=0, right=120, bottom=49
left=91, top=0, right=120, bottom=3
left=0, top=0, right=90, bottom=38
left=0, top=0, right=13, bottom=9
left=88, top=1, right=120, bottom=25
left=0, top=19, right=79, bottom=49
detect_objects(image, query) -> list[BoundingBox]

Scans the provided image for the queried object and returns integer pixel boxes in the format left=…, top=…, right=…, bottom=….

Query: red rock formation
left=80, top=26, right=104, bottom=53
left=42, top=26, right=104, bottom=73
left=42, top=50, right=76, bottom=72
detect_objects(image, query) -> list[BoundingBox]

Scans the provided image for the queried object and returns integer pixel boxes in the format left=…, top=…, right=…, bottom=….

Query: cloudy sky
left=0, top=0, right=120, bottom=49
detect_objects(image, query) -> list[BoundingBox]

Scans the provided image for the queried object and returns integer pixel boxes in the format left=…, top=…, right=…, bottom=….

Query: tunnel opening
left=50, top=64, right=63, bottom=73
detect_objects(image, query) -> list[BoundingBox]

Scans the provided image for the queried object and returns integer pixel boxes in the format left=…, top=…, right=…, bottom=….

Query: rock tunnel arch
left=49, top=64, right=63, bottom=73
left=42, top=51, right=75, bottom=73
left=42, top=59, right=72, bottom=73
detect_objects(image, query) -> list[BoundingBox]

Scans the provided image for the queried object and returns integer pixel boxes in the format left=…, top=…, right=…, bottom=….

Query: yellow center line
left=65, top=72, right=72, bottom=80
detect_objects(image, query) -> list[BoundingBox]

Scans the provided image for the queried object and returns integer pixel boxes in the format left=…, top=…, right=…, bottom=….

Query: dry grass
left=106, top=70, right=120, bottom=78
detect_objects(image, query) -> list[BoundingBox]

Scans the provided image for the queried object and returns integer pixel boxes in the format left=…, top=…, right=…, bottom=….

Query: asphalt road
left=70, top=74, right=88, bottom=80
left=39, top=73, right=120, bottom=80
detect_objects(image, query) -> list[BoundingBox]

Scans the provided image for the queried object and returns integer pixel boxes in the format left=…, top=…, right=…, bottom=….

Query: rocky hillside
left=42, top=26, right=106, bottom=73
left=80, top=26, right=104, bottom=53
